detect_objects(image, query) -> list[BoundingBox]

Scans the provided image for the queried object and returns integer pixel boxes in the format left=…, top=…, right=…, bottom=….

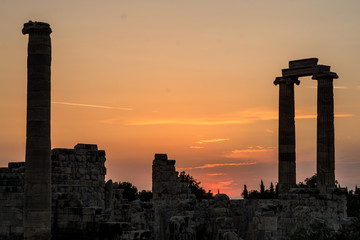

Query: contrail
left=52, top=101, right=133, bottom=111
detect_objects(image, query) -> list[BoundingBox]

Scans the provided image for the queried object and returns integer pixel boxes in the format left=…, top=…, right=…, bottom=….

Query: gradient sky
left=1, top=1, right=360, bottom=198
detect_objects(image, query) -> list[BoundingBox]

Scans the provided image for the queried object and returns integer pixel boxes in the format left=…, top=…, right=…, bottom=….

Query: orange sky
left=1, top=1, right=360, bottom=198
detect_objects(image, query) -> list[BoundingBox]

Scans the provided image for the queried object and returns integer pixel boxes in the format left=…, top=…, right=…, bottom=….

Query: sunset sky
left=1, top=1, right=360, bottom=198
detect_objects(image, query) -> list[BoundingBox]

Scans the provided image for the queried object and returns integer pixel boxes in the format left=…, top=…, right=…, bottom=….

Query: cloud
left=177, top=167, right=193, bottom=171
left=195, top=162, right=256, bottom=169
left=295, top=113, right=354, bottom=119
left=123, top=108, right=353, bottom=126
left=128, top=119, right=251, bottom=126
left=334, top=86, right=348, bottom=89
left=205, top=180, right=235, bottom=191
left=266, top=129, right=274, bottom=134
left=52, top=101, right=132, bottom=111
left=231, top=146, right=274, bottom=154
left=303, top=85, right=348, bottom=89
left=223, top=146, right=275, bottom=159
left=190, top=146, right=204, bottom=149
left=197, top=138, right=229, bottom=144
left=207, top=173, right=225, bottom=176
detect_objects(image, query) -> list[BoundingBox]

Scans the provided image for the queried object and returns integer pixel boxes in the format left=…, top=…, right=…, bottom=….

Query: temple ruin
left=0, top=22, right=352, bottom=240
left=274, top=58, right=338, bottom=193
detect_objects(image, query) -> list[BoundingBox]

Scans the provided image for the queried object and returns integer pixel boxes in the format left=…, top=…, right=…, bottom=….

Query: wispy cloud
left=123, top=108, right=353, bottom=126
left=128, top=119, right=251, bottom=126
left=52, top=101, right=132, bottom=111
left=190, top=146, right=204, bottom=149
left=205, top=180, right=235, bottom=191
left=231, top=146, right=274, bottom=154
left=303, top=85, right=348, bottom=89
left=334, top=86, right=349, bottom=89
left=295, top=113, right=354, bottom=119
left=195, top=162, right=256, bottom=169
left=197, top=138, right=229, bottom=144
left=266, top=129, right=274, bottom=134
left=207, top=173, right=225, bottom=176
left=224, top=146, right=275, bottom=159
left=177, top=167, right=193, bottom=171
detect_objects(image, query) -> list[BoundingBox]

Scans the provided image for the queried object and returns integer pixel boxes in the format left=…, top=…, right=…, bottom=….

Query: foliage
left=270, top=182, right=275, bottom=195
left=347, top=189, right=360, bottom=217
left=242, top=181, right=277, bottom=199
left=179, top=171, right=214, bottom=199
left=290, top=217, right=360, bottom=240
left=260, top=180, right=265, bottom=194
left=113, top=181, right=138, bottom=202
left=137, top=190, right=153, bottom=202
left=297, top=174, right=317, bottom=188
left=242, top=184, right=248, bottom=199
left=289, top=223, right=337, bottom=240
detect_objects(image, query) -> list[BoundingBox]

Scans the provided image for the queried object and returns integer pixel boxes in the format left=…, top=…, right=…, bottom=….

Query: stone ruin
left=274, top=58, right=338, bottom=194
left=0, top=149, right=349, bottom=240
left=0, top=21, right=352, bottom=239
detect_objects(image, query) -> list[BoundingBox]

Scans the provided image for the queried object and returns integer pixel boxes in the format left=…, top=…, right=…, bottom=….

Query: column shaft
left=275, top=78, right=298, bottom=193
left=316, top=76, right=336, bottom=193
left=22, top=21, right=52, bottom=240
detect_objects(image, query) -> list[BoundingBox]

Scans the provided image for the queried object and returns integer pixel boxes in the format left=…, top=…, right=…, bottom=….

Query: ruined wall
left=0, top=162, right=25, bottom=240
left=0, top=144, right=108, bottom=240
left=152, top=153, right=190, bottom=201
left=51, top=144, right=107, bottom=239
left=151, top=154, right=349, bottom=240
left=0, top=150, right=350, bottom=240
left=153, top=187, right=348, bottom=240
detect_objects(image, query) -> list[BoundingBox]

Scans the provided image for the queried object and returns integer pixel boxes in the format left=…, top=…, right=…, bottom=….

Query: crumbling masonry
left=0, top=150, right=349, bottom=240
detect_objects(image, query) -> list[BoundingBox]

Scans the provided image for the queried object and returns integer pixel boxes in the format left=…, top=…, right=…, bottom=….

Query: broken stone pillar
left=313, top=72, right=338, bottom=193
left=274, top=77, right=299, bottom=193
left=22, top=21, right=52, bottom=240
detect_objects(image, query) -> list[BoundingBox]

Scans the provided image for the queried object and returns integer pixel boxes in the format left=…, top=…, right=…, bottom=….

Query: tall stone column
left=274, top=77, right=299, bottom=193
left=22, top=21, right=52, bottom=240
left=313, top=72, right=338, bottom=193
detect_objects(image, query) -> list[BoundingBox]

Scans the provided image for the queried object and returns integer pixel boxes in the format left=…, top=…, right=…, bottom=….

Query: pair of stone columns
left=275, top=59, right=338, bottom=193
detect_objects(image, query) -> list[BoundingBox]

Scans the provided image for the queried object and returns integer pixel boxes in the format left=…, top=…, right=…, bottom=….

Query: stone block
left=289, top=58, right=318, bottom=68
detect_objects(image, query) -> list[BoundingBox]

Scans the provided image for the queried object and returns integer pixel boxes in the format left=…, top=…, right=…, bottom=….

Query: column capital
left=312, top=72, right=338, bottom=80
left=22, top=21, right=52, bottom=35
left=274, top=77, right=300, bottom=86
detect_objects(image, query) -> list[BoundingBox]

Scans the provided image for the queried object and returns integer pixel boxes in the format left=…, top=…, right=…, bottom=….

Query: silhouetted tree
left=242, top=184, right=248, bottom=199
left=248, top=190, right=261, bottom=199
left=347, top=189, right=360, bottom=217
left=270, top=182, right=275, bottom=196
left=179, top=171, right=214, bottom=199
left=260, top=180, right=265, bottom=194
left=113, top=181, right=138, bottom=201
left=297, top=174, right=317, bottom=188
left=137, top=190, right=153, bottom=202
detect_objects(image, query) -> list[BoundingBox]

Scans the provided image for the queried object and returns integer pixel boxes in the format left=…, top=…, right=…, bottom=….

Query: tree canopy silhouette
left=179, top=171, right=213, bottom=199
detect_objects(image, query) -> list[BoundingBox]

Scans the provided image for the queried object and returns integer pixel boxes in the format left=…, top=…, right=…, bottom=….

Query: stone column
left=22, top=21, right=52, bottom=240
left=313, top=72, right=338, bottom=193
left=274, top=77, right=299, bottom=193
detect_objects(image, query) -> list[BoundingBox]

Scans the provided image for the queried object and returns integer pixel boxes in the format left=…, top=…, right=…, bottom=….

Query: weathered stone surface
left=276, top=59, right=338, bottom=195
left=22, top=20, right=52, bottom=240
left=275, top=77, right=298, bottom=193
left=313, top=73, right=337, bottom=193
left=288, top=58, right=318, bottom=68
left=0, top=149, right=350, bottom=240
